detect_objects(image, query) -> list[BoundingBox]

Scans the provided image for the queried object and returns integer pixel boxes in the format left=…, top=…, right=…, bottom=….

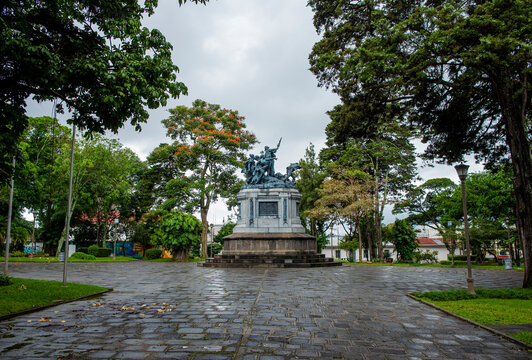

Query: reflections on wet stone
left=0, top=262, right=529, bottom=359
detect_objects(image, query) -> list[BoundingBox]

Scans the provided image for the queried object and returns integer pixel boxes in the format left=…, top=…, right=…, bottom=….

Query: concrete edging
left=0, top=288, right=113, bottom=322
left=407, top=294, right=532, bottom=350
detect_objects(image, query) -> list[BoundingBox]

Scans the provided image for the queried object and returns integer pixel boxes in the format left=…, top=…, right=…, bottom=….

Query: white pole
left=3, top=157, right=15, bottom=276
left=63, top=125, right=76, bottom=286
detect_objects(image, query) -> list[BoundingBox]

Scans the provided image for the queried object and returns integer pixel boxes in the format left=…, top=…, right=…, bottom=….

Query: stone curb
left=0, top=288, right=113, bottom=322
left=407, top=294, right=532, bottom=350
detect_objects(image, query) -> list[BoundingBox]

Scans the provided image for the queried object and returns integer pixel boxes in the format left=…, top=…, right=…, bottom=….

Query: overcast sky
left=26, top=0, right=482, bottom=225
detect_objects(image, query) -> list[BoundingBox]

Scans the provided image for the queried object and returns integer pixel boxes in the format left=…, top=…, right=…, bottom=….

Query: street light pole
left=455, top=163, right=475, bottom=295
left=63, top=125, right=76, bottom=287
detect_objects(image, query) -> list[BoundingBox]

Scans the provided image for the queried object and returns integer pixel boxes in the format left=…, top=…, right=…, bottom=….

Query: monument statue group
left=242, top=138, right=301, bottom=188
left=201, top=139, right=340, bottom=268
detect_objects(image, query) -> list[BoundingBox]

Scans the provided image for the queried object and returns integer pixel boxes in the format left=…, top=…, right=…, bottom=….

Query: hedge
left=87, top=245, right=112, bottom=257
left=447, top=254, right=477, bottom=261
left=71, top=252, right=97, bottom=260
left=145, top=248, right=162, bottom=260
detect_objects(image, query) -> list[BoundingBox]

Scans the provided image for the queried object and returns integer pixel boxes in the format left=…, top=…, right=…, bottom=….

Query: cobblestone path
left=0, top=262, right=530, bottom=359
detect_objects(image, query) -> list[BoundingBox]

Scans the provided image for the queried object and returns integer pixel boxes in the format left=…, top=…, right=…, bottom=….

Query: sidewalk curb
left=407, top=294, right=532, bottom=350
left=0, top=288, right=113, bottom=322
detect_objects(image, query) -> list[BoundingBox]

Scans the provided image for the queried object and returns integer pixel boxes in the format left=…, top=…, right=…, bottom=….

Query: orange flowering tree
left=162, top=99, right=257, bottom=257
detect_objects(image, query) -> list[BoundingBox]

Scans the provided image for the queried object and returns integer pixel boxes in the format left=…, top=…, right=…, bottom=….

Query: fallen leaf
left=139, top=313, right=145, bottom=316
left=27, top=320, right=32, bottom=323
left=19, top=284, right=27, bottom=290
left=60, top=320, right=66, bottom=323
left=162, top=302, right=168, bottom=305
left=54, top=311, right=59, bottom=314
left=39, top=317, right=51, bottom=322
left=91, top=302, right=101, bottom=307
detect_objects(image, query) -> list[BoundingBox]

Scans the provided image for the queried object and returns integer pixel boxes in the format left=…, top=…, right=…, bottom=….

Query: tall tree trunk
left=200, top=207, right=208, bottom=258
left=172, top=248, right=187, bottom=261
left=499, top=78, right=532, bottom=287
left=357, top=218, right=363, bottom=263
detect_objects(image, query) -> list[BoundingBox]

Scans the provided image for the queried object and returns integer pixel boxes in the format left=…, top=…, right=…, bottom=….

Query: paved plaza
left=0, top=262, right=530, bottom=359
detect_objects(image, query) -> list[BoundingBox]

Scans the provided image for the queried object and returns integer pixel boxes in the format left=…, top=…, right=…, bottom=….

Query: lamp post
left=455, top=163, right=475, bottom=295
left=30, top=210, right=38, bottom=260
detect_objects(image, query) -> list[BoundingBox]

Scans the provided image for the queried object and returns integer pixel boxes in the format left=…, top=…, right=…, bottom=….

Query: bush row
left=78, top=245, right=112, bottom=257
left=71, top=252, right=97, bottom=260
left=145, top=248, right=162, bottom=260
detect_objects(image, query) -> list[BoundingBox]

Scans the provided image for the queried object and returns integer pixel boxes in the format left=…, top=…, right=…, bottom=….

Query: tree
left=390, top=219, right=418, bottom=262
left=296, top=143, right=328, bottom=237
left=0, top=0, right=207, bottom=184
left=309, top=168, right=373, bottom=263
left=158, top=211, right=201, bottom=260
left=162, top=99, right=257, bottom=257
left=308, top=0, right=532, bottom=286
left=393, top=178, right=462, bottom=263
left=320, top=124, right=417, bottom=260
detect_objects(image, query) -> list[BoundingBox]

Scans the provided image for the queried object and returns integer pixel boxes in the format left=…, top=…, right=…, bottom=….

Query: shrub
left=10, top=251, right=27, bottom=257
left=413, top=250, right=439, bottom=264
left=70, top=252, right=97, bottom=260
left=0, top=274, right=12, bottom=286
left=87, top=245, right=99, bottom=257
left=132, top=254, right=143, bottom=259
left=96, top=248, right=112, bottom=257
left=77, top=247, right=89, bottom=254
left=440, top=260, right=469, bottom=266
left=145, top=248, right=162, bottom=260
left=87, top=245, right=111, bottom=257
left=447, top=254, right=477, bottom=261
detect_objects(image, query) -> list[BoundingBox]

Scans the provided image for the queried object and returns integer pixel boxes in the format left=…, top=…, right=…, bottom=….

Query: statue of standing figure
left=242, top=138, right=300, bottom=189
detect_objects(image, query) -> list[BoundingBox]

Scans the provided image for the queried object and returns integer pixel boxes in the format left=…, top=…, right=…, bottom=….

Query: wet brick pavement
left=0, top=262, right=530, bottom=359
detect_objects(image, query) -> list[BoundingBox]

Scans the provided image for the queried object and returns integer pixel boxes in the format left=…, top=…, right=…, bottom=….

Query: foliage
left=162, top=99, right=256, bottom=257
left=70, top=252, right=96, bottom=260
left=86, top=245, right=111, bottom=257
left=390, top=219, right=418, bottom=262
left=440, top=260, right=471, bottom=266
left=320, top=124, right=418, bottom=261
left=309, top=167, right=373, bottom=262
left=0, top=274, right=12, bottom=286
left=77, top=247, right=89, bottom=254
left=412, top=249, right=438, bottom=264
left=213, top=222, right=236, bottom=245
left=0, top=278, right=108, bottom=316
left=207, top=243, right=223, bottom=256
left=87, top=245, right=99, bottom=257
left=308, top=0, right=532, bottom=287
left=0, top=0, right=209, bottom=183
left=157, top=211, right=201, bottom=260
left=145, top=248, right=162, bottom=260
left=296, top=143, right=328, bottom=236
left=316, top=233, right=328, bottom=253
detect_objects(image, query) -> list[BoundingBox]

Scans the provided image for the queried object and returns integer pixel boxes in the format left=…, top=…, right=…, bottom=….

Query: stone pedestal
left=200, top=187, right=340, bottom=268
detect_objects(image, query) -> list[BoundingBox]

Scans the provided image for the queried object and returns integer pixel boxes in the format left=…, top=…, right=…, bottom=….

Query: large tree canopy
left=162, top=99, right=257, bottom=257
left=0, top=0, right=206, bottom=183
left=309, top=0, right=532, bottom=286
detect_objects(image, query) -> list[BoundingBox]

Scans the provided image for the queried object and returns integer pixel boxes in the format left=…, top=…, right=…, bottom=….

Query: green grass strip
left=0, top=278, right=108, bottom=317
left=512, top=331, right=532, bottom=344
left=433, top=299, right=532, bottom=325
left=411, top=287, right=532, bottom=301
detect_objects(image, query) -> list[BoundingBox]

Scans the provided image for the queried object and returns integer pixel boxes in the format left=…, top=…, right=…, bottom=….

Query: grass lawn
left=411, top=288, right=532, bottom=345
left=1, top=256, right=137, bottom=262
left=0, top=278, right=109, bottom=317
